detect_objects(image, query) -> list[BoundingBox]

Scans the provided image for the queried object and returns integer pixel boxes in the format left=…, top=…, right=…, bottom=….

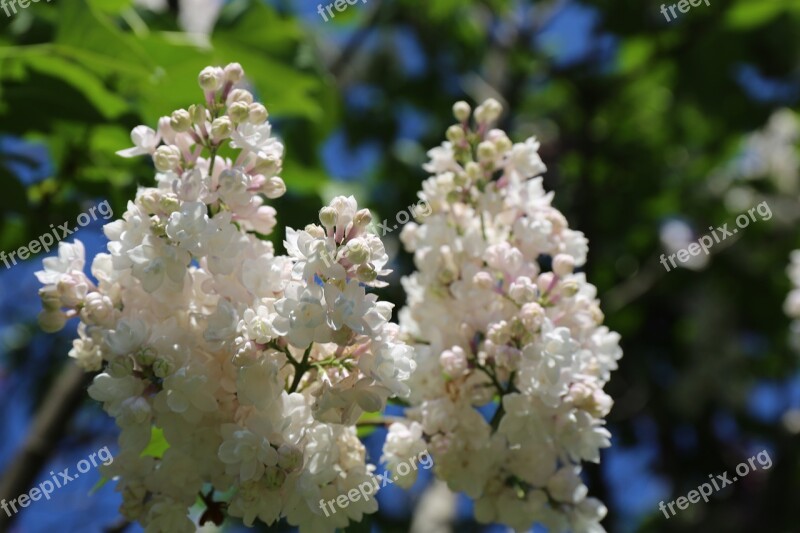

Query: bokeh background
left=2, top=0, right=800, bottom=531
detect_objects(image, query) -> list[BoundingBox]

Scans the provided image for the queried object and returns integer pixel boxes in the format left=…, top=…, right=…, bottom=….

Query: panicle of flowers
left=785, top=250, right=800, bottom=351
left=381, top=99, right=622, bottom=532
left=35, top=63, right=415, bottom=533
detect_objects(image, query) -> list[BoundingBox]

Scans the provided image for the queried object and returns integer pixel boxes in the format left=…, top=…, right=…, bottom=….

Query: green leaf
left=55, top=0, right=153, bottom=72
left=141, top=426, right=170, bottom=459
left=87, top=0, right=133, bottom=14
left=724, top=1, right=800, bottom=29
left=355, top=411, right=383, bottom=439
left=211, top=1, right=325, bottom=121
left=283, top=159, right=332, bottom=195
left=13, top=54, right=129, bottom=119
left=618, top=38, right=654, bottom=74
left=89, top=475, right=110, bottom=495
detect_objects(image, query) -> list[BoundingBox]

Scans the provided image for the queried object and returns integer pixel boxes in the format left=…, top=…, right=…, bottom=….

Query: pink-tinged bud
left=440, top=346, right=468, bottom=377
left=198, top=66, right=224, bottom=91
left=153, top=145, right=182, bottom=172
left=210, top=116, right=233, bottom=141
left=227, top=101, right=250, bottom=123
left=553, top=254, right=575, bottom=277
left=472, top=271, right=494, bottom=290
left=224, top=62, right=244, bottom=83
left=227, top=88, right=254, bottom=106
left=170, top=109, right=192, bottom=132
left=261, top=176, right=286, bottom=199
left=519, top=302, right=544, bottom=331
left=248, top=103, right=268, bottom=124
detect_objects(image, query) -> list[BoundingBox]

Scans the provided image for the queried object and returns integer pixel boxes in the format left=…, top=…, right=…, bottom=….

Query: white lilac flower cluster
left=382, top=99, right=622, bottom=532
left=35, top=64, right=415, bottom=533
left=785, top=250, right=800, bottom=350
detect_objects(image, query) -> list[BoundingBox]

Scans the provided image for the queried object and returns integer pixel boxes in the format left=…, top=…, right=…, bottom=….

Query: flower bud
left=227, top=88, right=254, bottom=106
left=277, top=444, right=303, bottom=472
left=153, top=145, right=182, bottom=172
left=80, top=292, right=115, bottom=327
left=57, top=275, right=88, bottom=307
left=438, top=266, right=457, bottom=285
left=465, top=161, right=482, bottom=180
left=440, top=346, right=468, bottom=377
left=138, top=189, right=162, bottom=214
left=487, top=129, right=512, bottom=152
left=136, top=346, right=157, bottom=367
left=248, top=103, right=268, bottom=124
left=304, top=224, right=325, bottom=238
left=227, top=101, right=251, bottom=123
left=353, top=208, right=372, bottom=228
left=261, top=176, right=286, bottom=199
left=39, top=286, right=62, bottom=311
left=263, top=465, right=286, bottom=489
left=210, top=116, right=233, bottom=141
left=345, top=239, right=370, bottom=264
left=356, top=264, right=378, bottom=283
left=223, top=62, right=244, bottom=83
left=552, top=254, right=575, bottom=277
left=560, top=280, right=580, bottom=297
left=108, top=356, right=134, bottom=378
left=170, top=109, right=192, bottom=132
left=537, top=272, right=556, bottom=294
left=520, top=302, right=544, bottom=331
left=453, top=101, right=471, bottom=122
left=159, top=193, right=181, bottom=214
left=477, top=141, right=496, bottom=163
left=319, top=207, right=337, bottom=228
left=446, top=125, right=465, bottom=143
left=198, top=66, right=223, bottom=91
left=253, top=153, right=281, bottom=177
left=153, top=358, right=174, bottom=378
left=508, top=276, right=537, bottom=303
left=189, top=107, right=206, bottom=130
left=487, top=321, right=511, bottom=345
left=38, top=310, right=66, bottom=333
left=474, top=98, right=503, bottom=124
left=472, top=271, right=494, bottom=290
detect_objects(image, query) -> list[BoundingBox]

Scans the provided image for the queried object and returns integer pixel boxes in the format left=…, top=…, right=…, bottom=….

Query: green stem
left=355, top=416, right=406, bottom=427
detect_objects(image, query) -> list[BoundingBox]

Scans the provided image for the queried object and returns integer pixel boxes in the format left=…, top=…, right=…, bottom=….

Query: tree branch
left=0, top=362, right=93, bottom=529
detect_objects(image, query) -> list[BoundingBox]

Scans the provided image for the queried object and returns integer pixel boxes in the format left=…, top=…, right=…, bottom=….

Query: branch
left=328, top=1, right=384, bottom=79
left=0, top=362, right=94, bottom=529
